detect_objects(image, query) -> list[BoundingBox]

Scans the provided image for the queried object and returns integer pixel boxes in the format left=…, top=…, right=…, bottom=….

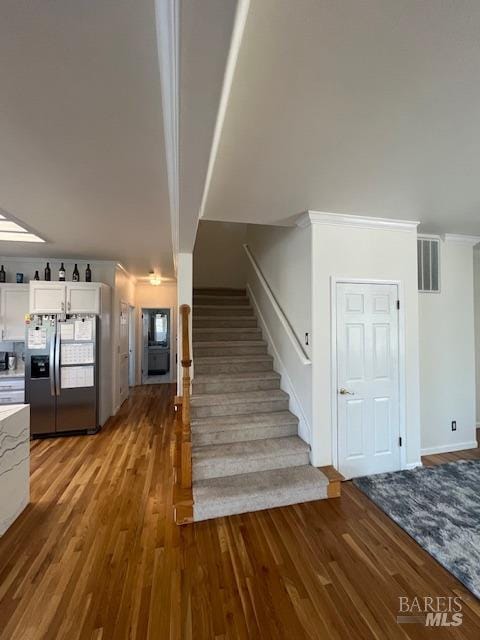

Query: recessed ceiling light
left=0, top=209, right=45, bottom=242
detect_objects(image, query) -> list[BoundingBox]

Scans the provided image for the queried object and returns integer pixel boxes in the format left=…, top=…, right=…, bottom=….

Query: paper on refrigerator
left=74, top=318, right=93, bottom=341
left=61, top=365, right=94, bottom=389
left=27, top=327, right=47, bottom=349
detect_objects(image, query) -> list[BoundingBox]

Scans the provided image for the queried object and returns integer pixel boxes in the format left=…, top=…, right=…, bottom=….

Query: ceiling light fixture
left=149, top=271, right=162, bottom=286
left=0, top=209, right=45, bottom=242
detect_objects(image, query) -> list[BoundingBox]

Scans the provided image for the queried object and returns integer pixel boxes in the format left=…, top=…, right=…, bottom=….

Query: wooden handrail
left=179, top=304, right=192, bottom=489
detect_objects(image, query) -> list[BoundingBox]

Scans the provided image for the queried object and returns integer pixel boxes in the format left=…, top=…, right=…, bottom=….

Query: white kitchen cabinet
left=29, top=282, right=102, bottom=315
left=29, top=282, right=67, bottom=314
left=66, top=283, right=101, bottom=314
left=0, top=285, right=29, bottom=341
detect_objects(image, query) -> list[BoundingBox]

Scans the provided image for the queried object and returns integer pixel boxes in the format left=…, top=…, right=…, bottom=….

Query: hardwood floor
left=1, top=385, right=479, bottom=639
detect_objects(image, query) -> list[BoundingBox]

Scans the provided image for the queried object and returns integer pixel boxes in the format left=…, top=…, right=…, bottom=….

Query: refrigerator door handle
left=50, top=329, right=56, bottom=397
left=55, top=327, right=61, bottom=396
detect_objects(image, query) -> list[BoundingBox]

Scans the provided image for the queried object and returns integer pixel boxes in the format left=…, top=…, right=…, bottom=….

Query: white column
left=176, top=252, right=193, bottom=394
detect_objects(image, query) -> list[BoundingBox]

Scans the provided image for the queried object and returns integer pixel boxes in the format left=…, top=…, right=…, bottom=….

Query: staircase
left=191, top=287, right=330, bottom=521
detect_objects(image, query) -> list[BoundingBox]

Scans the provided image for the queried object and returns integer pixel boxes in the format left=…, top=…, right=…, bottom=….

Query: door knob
left=339, top=388, right=355, bottom=395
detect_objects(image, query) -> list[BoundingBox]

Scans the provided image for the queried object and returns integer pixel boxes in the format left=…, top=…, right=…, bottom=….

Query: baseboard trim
left=420, top=440, right=478, bottom=456
left=247, top=283, right=312, bottom=447
left=404, top=461, right=423, bottom=470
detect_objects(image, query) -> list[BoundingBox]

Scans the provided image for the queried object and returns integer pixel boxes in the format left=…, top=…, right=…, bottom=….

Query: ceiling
left=0, top=0, right=172, bottom=278
left=203, top=0, right=480, bottom=234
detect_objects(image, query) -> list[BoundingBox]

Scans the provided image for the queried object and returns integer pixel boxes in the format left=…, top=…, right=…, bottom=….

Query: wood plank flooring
left=1, top=385, right=479, bottom=639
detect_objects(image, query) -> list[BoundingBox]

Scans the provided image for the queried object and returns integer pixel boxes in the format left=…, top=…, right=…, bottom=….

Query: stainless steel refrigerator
left=25, top=314, right=100, bottom=436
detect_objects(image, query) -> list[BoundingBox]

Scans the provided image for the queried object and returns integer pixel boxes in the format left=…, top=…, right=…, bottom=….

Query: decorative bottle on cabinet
left=0, top=266, right=5, bottom=283
left=59, top=263, right=66, bottom=281
left=85, top=264, right=92, bottom=282
left=72, top=264, right=80, bottom=282
left=44, top=262, right=51, bottom=281
left=33, top=270, right=40, bottom=281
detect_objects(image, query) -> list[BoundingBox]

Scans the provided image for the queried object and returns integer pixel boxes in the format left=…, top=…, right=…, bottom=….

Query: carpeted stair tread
left=193, top=465, right=329, bottom=521
left=192, top=410, right=298, bottom=431
left=193, top=371, right=280, bottom=383
left=192, top=436, right=310, bottom=480
left=193, top=339, right=265, bottom=348
left=194, top=354, right=273, bottom=364
left=191, top=389, right=288, bottom=407
left=193, top=436, right=308, bottom=461
left=193, top=288, right=246, bottom=296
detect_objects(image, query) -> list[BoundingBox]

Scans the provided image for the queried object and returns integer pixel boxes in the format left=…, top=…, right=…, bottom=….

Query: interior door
left=119, top=301, right=129, bottom=404
left=336, top=282, right=401, bottom=479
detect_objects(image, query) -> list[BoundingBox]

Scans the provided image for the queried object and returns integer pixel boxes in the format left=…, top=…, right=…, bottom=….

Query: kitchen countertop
left=0, top=364, right=25, bottom=379
left=0, top=403, right=30, bottom=535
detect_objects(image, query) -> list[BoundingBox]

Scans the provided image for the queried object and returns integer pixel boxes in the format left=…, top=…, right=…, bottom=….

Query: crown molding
left=155, top=0, right=179, bottom=271
left=442, top=233, right=480, bottom=246
left=297, top=210, right=420, bottom=232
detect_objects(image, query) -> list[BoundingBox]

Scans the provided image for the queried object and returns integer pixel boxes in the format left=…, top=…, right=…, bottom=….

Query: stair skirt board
left=190, top=288, right=332, bottom=520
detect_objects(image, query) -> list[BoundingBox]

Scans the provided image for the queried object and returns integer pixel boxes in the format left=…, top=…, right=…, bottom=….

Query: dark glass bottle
left=59, top=263, right=66, bottom=281
left=85, top=264, right=92, bottom=282
left=0, top=266, right=5, bottom=283
left=34, top=270, right=40, bottom=281
left=44, top=262, right=51, bottom=281
left=72, top=264, right=80, bottom=282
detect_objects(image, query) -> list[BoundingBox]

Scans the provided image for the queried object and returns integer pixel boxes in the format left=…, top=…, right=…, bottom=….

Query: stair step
left=193, top=371, right=280, bottom=394
left=194, top=288, right=246, bottom=297
left=193, top=295, right=250, bottom=306
left=193, top=465, right=329, bottom=521
left=191, top=389, right=289, bottom=418
left=194, top=354, right=274, bottom=374
left=191, top=410, right=298, bottom=446
left=194, top=305, right=254, bottom=317
left=193, top=340, right=267, bottom=357
left=193, top=317, right=258, bottom=329
left=192, top=436, right=310, bottom=480
left=193, top=327, right=262, bottom=342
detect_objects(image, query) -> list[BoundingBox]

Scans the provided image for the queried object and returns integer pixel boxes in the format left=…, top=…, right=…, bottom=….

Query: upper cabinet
left=29, top=282, right=67, bottom=314
left=66, top=283, right=101, bottom=314
left=0, top=285, right=29, bottom=341
left=29, top=282, right=102, bottom=315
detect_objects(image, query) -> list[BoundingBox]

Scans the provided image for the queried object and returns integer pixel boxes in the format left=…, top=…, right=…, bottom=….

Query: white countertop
left=0, top=363, right=25, bottom=379
left=0, top=404, right=28, bottom=419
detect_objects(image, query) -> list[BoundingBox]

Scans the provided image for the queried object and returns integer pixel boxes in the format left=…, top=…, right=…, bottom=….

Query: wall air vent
left=417, top=236, right=440, bottom=292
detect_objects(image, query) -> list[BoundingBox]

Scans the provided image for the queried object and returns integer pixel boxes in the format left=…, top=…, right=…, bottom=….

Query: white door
left=336, top=282, right=401, bottom=479
left=29, top=282, right=66, bottom=314
left=67, top=284, right=100, bottom=314
left=142, top=311, right=149, bottom=382
left=119, top=301, right=129, bottom=404
left=1, top=286, right=29, bottom=341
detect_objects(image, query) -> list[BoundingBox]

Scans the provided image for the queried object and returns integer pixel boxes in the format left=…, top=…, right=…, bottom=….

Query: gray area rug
left=353, top=460, right=480, bottom=599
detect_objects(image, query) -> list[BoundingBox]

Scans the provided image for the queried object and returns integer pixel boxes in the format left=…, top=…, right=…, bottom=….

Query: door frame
left=141, top=306, right=174, bottom=383
left=330, top=277, right=407, bottom=473
left=128, top=305, right=136, bottom=386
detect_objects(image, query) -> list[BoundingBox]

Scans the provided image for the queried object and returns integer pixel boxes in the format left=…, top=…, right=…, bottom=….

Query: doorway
left=335, top=281, right=403, bottom=479
left=142, top=308, right=172, bottom=384
left=119, top=300, right=130, bottom=405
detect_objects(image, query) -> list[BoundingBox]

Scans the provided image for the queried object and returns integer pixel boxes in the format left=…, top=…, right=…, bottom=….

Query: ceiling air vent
left=417, top=236, right=440, bottom=292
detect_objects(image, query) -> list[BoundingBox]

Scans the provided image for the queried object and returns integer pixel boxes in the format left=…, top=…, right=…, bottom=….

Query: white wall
left=0, top=257, right=116, bottom=287
left=419, top=238, right=477, bottom=454
left=113, top=265, right=136, bottom=412
left=135, top=282, right=177, bottom=384
left=245, top=223, right=313, bottom=444
left=308, top=217, right=421, bottom=469
left=194, top=221, right=247, bottom=288
left=475, top=246, right=480, bottom=425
